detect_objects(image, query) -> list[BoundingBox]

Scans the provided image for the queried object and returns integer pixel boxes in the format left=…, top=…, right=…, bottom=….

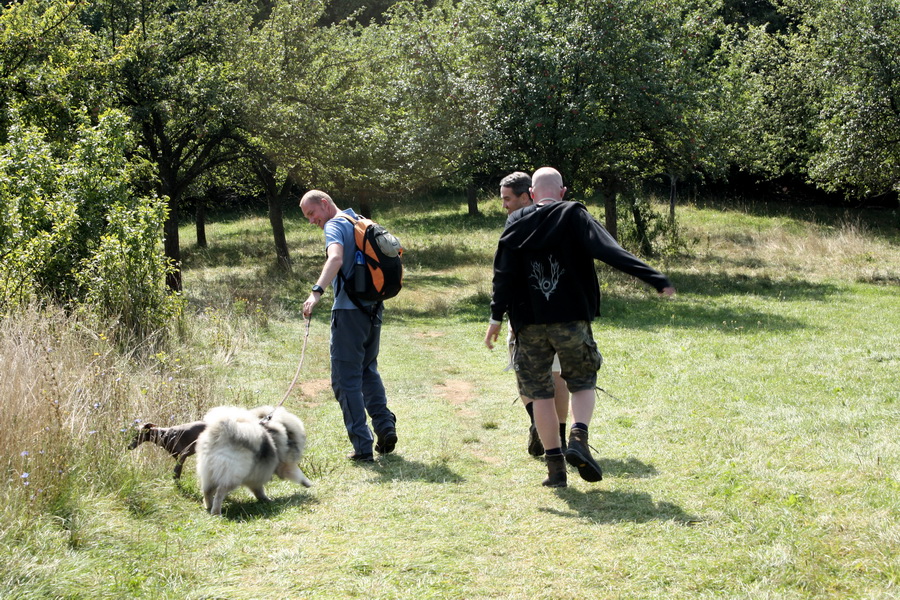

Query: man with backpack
left=300, top=190, right=398, bottom=462
left=485, top=167, right=675, bottom=487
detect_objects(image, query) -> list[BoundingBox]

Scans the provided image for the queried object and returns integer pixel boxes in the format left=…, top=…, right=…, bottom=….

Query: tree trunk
left=164, top=194, right=182, bottom=292
left=254, top=159, right=293, bottom=272
left=269, top=178, right=292, bottom=272
left=601, top=179, right=618, bottom=241
left=668, top=173, right=677, bottom=225
left=195, top=194, right=207, bottom=249
left=466, top=184, right=480, bottom=216
left=629, top=196, right=653, bottom=257
left=358, top=190, right=373, bottom=219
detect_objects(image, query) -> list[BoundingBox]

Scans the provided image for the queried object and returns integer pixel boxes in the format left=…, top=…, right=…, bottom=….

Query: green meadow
left=2, top=196, right=898, bottom=599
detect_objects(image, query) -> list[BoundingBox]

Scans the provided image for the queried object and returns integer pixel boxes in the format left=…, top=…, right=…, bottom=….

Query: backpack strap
left=335, top=269, right=382, bottom=322
left=335, top=213, right=369, bottom=252
left=333, top=213, right=381, bottom=322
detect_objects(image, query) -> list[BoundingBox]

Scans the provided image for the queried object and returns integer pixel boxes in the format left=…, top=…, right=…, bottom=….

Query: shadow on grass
left=390, top=211, right=505, bottom=234
left=220, top=491, right=319, bottom=522
left=545, top=487, right=697, bottom=525
left=600, top=457, right=658, bottom=479
left=360, top=454, right=465, bottom=484
left=402, top=242, right=496, bottom=271
left=601, top=295, right=809, bottom=333
left=389, top=296, right=490, bottom=323
left=273, top=281, right=815, bottom=333
left=666, top=270, right=843, bottom=300
left=173, top=479, right=318, bottom=521
left=691, top=197, right=900, bottom=244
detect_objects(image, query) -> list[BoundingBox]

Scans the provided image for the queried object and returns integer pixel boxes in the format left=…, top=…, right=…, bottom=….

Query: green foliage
left=719, top=22, right=821, bottom=179
left=488, top=0, right=726, bottom=194
left=242, top=0, right=497, bottom=199
left=804, top=0, right=900, bottom=198
left=75, top=194, right=182, bottom=342
left=356, top=0, right=498, bottom=193
left=720, top=0, right=900, bottom=200
left=0, top=108, right=179, bottom=340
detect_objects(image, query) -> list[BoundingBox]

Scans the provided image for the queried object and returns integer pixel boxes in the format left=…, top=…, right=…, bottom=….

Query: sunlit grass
left=2, top=194, right=898, bottom=599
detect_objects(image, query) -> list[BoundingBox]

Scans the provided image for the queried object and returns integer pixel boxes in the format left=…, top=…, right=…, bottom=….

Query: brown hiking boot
left=542, top=454, right=568, bottom=487
left=565, top=428, right=602, bottom=482
left=528, top=424, right=545, bottom=457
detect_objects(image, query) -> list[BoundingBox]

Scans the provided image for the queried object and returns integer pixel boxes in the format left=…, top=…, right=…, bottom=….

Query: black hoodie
left=490, top=201, right=671, bottom=332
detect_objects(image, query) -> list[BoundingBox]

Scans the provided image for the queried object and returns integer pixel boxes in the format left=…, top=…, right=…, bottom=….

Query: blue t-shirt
left=324, top=208, right=375, bottom=311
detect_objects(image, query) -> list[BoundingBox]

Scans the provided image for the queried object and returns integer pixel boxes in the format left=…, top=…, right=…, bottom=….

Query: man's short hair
left=499, top=171, right=532, bottom=197
left=300, top=189, right=332, bottom=205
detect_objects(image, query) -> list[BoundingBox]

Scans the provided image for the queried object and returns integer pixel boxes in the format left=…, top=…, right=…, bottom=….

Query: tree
left=487, top=0, right=724, bottom=242
left=0, top=0, right=101, bottom=143
left=90, top=0, right=253, bottom=291
left=718, top=14, right=821, bottom=184
left=0, top=108, right=178, bottom=339
left=803, top=0, right=900, bottom=201
left=238, top=0, right=370, bottom=265
left=352, top=0, right=498, bottom=202
left=241, top=0, right=496, bottom=221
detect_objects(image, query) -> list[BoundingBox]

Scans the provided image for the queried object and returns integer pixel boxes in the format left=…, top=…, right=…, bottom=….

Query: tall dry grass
left=687, top=211, right=899, bottom=283
left=0, top=303, right=260, bottom=533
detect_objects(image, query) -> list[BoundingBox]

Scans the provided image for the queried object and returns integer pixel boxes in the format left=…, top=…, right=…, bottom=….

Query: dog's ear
left=142, top=423, right=157, bottom=430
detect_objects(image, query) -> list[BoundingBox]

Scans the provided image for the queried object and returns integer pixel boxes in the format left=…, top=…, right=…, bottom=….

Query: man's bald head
left=530, top=167, right=566, bottom=203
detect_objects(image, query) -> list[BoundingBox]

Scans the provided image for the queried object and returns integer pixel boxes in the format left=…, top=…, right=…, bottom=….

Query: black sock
left=525, top=402, right=535, bottom=424
left=572, top=422, right=588, bottom=432
left=545, top=447, right=563, bottom=456
left=559, top=423, right=567, bottom=443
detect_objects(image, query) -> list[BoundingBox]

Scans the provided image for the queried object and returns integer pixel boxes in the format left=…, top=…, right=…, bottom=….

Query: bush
left=0, top=108, right=179, bottom=342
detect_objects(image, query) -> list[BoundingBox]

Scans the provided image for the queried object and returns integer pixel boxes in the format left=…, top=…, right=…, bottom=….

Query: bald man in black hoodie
left=485, top=167, right=675, bottom=487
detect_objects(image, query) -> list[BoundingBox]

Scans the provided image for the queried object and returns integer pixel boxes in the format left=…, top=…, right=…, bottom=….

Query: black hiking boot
left=565, top=428, right=602, bottom=482
left=527, top=424, right=545, bottom=457
left=542, top=454, right=567, bottom=487
left=375, top=428, right=398, bottom=454
left=348, top=451, right=374, bottom=462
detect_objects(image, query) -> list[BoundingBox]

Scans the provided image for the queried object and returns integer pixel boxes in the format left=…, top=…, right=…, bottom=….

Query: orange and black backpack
left=336, top=213, right=403, bottom=306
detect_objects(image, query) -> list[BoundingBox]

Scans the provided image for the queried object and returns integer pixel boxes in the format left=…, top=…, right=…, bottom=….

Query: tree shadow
left=601, top=297, right=807, bottom=333
left=361, top=454, right=466, bottom=484
left=181, top=235, right=287, bottom=269
left=390, top=211, right=505, bottom=234
left=664, top=270, right=843, bottom=300
left=595, top=269, right=846, bottom=333
left=543, top=487, right=698, bottom=525
left=389, top=290, right=491, bottom=323
left=691, top=196, right=900, bottom=244
left=402, top=243, right=495, bottom=271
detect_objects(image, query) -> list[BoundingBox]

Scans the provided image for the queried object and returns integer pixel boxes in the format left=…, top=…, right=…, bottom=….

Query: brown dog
left=128, top=421, right=207, bottom=479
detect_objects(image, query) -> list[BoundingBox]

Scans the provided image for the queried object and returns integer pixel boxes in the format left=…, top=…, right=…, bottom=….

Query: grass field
left=2, top=195, right=899, bottom=599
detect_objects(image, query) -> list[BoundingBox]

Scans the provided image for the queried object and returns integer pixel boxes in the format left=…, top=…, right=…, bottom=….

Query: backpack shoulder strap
left=335, top=212, right=370, bottom=250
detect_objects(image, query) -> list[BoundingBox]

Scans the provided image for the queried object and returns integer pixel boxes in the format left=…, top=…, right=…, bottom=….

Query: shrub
left=0, top=108, right=179, bottom=342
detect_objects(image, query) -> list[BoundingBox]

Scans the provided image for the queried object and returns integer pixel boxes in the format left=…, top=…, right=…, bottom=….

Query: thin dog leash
left=260, top=317, right=311, bottom=424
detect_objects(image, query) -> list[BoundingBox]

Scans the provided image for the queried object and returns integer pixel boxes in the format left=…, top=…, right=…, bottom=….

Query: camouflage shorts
left=513, top=321, right=603, bottom=399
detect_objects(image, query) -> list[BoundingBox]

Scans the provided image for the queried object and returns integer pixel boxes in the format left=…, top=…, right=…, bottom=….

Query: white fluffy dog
left=196, top=405, right=312, bottom=516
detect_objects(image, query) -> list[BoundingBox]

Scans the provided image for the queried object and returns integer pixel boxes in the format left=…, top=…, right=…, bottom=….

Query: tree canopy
left=1, top=0, right=897, bottom=332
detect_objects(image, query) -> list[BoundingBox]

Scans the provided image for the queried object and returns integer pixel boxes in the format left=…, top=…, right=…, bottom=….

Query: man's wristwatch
left=311, top=284, right=325, bottom=295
